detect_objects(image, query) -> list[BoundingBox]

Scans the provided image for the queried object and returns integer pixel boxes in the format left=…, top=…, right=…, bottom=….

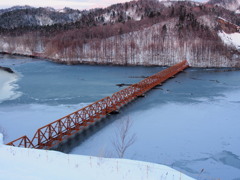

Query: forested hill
left=207, top=0, right=240, bottom=11
left=0, top=0, right=240, bottom=67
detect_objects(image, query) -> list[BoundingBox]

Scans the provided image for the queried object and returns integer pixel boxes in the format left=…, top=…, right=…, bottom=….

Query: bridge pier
left=137, top=94, right=145, bottom=97
left=50, top=113, right=122, bottom=153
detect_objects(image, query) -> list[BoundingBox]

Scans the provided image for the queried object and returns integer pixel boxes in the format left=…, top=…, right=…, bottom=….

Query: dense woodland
left=0, top=0, right=240, bottom=67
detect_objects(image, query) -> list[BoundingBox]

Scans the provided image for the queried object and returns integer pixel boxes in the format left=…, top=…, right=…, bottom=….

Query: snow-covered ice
left=70, top=72, right=240, bottom=180
left=0, top=69, right=21, bottom=103
left=0, top=134, right=195, bottom=180
left=1, top=56, right=240, bottom=180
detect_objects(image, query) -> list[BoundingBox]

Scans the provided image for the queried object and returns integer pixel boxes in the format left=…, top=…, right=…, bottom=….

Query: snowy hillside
left=0, top=0, right=240, bottom=67
left=0, top=6, right=33, bottom=15
left=218, top=31, right=240, bottom=50
left=0, top=134, right=195, bottom=180
left=0, top=6, right=83, bottom=28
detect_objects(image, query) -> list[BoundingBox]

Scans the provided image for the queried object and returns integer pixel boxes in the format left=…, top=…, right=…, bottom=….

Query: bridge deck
left=7, top=60, right=189, bottom=149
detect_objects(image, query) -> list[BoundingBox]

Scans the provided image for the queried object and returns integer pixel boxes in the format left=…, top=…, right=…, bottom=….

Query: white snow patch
left=58, top=9, right=66, bottom=13
left=126, top=7, right=141, bottom=21
left=159, top=0, right=201, bottom=6
left=2, top=42, right=9, bottom=50
left=218, top=17, right=229, bottom=23
left=0, top=70, right=21, bottom=103
left=134, top=16, right=141, bottom=21
left=35, top=15, right=54, bottom=26
left=213, top=0, right=240, bottom=11
left=218, top=31, right=240, bottom=50
left=198, top=15, right=216, bottom=29
left=103, top=13, right=111, bottom=22
left=236, top=9, right=240, bottom=14
left=161, top=1, right=173, bottom=7
left=0, top=144, right=195, bottom=180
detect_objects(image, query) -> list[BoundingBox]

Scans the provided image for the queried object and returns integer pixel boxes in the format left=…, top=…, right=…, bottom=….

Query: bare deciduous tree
left=112, top=118, right=136, bottom=158
left=0, top=125, right=7, bottom=142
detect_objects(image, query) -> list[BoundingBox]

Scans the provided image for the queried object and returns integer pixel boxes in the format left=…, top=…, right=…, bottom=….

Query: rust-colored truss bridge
left=7, top=60, right=189, bottom=149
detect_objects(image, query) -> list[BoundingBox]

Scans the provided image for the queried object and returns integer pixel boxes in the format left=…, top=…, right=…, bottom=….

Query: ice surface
left=1, top=56, right=240, bottom=180
left=0, top=103, right=89, bottom=142
left=71, top=84, right=240, bottom=180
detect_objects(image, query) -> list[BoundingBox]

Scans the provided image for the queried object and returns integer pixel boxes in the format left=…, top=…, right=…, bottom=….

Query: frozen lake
left=0, top=54, right=240, bottom=180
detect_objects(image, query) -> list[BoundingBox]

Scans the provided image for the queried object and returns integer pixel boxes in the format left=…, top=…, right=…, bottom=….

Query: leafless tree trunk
left=112, top=118, right=136, bottom=158
left=0, top=125, right=7, bottom=142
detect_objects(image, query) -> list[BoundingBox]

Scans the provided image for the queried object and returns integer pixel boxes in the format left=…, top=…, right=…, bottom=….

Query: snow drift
left=0, top=134, right=195, bottom=180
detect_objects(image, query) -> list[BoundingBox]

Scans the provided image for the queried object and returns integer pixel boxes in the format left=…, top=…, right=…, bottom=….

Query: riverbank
left=1, top=51, right=240, bottom=68
left=0, top=51, right=163, bottom=66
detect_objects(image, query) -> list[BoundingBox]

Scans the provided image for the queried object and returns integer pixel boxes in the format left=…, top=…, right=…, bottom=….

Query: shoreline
left=0, top=66, right=14, bottom=73
left=1, top=51, right=240, bottom=70
left=0, top=51, right=169, bottom=67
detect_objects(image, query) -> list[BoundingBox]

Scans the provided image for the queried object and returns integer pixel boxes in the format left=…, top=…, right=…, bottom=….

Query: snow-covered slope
left=0, top=134, right=195, bottom=180
left=218, top=31, right=240, bottom=50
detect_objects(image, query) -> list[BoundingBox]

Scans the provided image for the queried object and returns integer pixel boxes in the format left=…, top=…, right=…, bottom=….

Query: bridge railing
left=6, top=60, right=189, bottom=149
left=30, top=96, right=112, bottom=149
left=7, top=136, right=34, bottom=148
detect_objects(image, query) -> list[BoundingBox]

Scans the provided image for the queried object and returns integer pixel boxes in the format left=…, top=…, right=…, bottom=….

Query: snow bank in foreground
left=0, top=137, right=195, bottom=180
left=218, top=31, right=240, bottom=50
